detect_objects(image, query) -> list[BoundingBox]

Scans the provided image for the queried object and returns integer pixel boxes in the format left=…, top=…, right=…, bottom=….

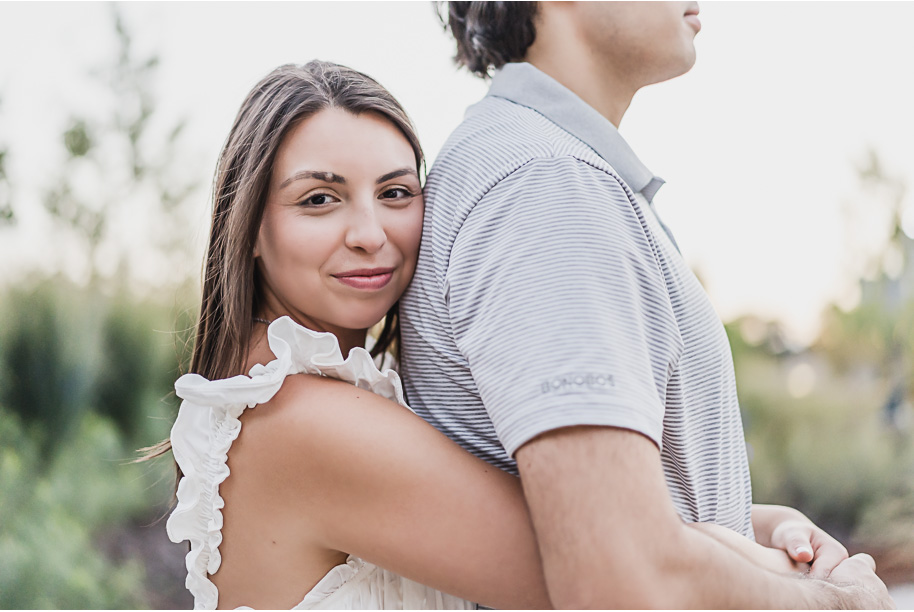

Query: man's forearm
left=517, top=426, right=890, bottom=609
left=541, top=513, right=845, bottom=609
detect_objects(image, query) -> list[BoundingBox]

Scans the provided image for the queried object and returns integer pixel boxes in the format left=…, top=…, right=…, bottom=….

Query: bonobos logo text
left=540, top=373, right=615, bottom=395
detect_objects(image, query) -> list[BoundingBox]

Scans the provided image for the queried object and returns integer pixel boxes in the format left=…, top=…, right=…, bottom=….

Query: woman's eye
left=381, top=187, right=413, bottom=200
left=301, top=193, right=337, bottom=206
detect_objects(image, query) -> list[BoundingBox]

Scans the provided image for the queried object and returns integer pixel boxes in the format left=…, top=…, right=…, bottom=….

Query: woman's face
left=255, top=108, right=423, bottom=341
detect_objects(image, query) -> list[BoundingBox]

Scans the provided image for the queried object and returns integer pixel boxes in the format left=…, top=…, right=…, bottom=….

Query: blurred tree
left=730, top=149, right=914, bottom=572
left=0, top=7, right=200, bottom=454
left=0, top=151, right=11, bottom=225
left=43, top=6, right=199, bottom=288
left=0, top=8, right=201, bottom=608
left=93, top=288, right=193, bottom=442
left=819, top=150, right=913, bottom=410
left=0, top=283, right=96, bottom=459
left=0, top=97, right=13, bottom=226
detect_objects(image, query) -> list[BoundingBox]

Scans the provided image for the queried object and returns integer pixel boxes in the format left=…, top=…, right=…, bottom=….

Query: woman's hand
left=752, top=503, right=849, bottom=578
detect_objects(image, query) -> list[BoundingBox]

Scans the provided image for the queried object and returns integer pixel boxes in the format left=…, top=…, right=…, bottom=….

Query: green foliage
left=63, top=119, right=92, bottom=158
left=855, top=471, right=914, bottom=554
left=94, top=291, right=181, bottom=440
left=726, top=151, right=914, bottom=566
left=0, top=280, right=190, bottom=608
left=0, top=279, right=186, bottom=454
left=0, top=7, right=200, bottom=608
left=0, top=281, right=97, bottom=457
left=734, top=350, right=899, bottom=530
left=0, top=405, right=175, bottom=609
left=728, top=313, right=914, bottom=556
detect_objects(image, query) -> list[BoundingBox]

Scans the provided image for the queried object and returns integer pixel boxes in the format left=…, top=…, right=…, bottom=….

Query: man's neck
left=524, top=49, right=636, bottom=129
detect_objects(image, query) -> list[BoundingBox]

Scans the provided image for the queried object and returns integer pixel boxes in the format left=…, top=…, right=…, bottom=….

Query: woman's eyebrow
left=279, top=170, right=346, bottom=189
left=376, top=168, right=418, bottom=184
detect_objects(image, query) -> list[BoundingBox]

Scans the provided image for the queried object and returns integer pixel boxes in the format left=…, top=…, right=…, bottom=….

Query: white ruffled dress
left=166, top=316, right=475, bottom=610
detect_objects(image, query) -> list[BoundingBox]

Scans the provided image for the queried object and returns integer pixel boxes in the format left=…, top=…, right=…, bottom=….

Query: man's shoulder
left=427, top=97, right=619, bottom=205
left=442, top=97, right=564, bottom=155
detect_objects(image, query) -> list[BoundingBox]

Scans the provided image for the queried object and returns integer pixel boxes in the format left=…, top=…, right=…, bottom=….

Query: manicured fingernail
left=796, top=546, right=812, bottom=555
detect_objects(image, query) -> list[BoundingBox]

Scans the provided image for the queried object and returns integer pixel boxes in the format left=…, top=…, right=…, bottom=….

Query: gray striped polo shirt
left=400, top=62, right=753, bottom=536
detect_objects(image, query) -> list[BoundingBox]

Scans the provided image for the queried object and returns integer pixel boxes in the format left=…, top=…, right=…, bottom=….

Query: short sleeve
left=445, top=156, right=683, bottom=456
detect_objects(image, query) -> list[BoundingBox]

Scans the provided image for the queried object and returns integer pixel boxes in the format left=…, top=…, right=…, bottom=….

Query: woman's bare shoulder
left=249, top=372, right=409, bottom=431
left=235, top=373, right=419, bottom=481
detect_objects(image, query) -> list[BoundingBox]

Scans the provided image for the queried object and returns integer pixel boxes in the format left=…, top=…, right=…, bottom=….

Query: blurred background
left=0, top=2, right=911, bottom=608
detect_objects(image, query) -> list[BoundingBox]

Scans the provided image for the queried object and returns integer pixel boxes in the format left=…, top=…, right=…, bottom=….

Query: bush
left=0, top=407, right=161, bottom=608
left=0, top=279, right=188, bottom=453
left=728, top=320, right=914, bottom=546
left=0, top=281, right=98, bottom=458
left=0, top=279, right=193, bottom=608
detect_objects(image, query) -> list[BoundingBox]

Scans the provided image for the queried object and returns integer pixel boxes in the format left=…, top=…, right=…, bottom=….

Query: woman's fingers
left=771, top=520, right=814, bottom=562
left=771, top=518, right=849, bottom=578
left=791, top=545, right=814, bottom=563
left=806, top=528, right=850, bottom=579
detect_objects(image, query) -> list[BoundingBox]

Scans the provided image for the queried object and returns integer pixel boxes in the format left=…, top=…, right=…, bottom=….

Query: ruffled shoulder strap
left=166, top=316, right=407, bottom=609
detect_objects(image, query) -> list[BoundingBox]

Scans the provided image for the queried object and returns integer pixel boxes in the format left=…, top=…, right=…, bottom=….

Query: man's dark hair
left=438, top=2, right=539, bottom=79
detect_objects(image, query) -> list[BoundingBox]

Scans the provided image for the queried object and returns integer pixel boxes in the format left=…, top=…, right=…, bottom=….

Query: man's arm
left=516, top=425, right=893, bottom=609
left=441, top=157, right=890, bottom=607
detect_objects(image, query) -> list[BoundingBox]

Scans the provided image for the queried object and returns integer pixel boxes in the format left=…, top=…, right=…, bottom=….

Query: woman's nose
left=344, top=203, right=387, bottom=254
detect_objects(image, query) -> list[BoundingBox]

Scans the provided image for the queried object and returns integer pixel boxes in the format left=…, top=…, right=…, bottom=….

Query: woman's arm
left=688, top=522, right=809, bottom=575
left=238, top=373, right=550, bottom=610
left=689, top=505, right=851, bottom=580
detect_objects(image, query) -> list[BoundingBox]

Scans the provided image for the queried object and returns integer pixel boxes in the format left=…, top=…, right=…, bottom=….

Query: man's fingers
left=827, top=553, right=880, bottom=584
left=808, top=548, right=847, bottom=579
left=805, top=533, right=849, bottom=579
left=851, top=552, right=877, bottom=572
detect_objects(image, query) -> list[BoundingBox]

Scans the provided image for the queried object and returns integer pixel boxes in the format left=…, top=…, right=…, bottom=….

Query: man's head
left=441, top=2, right=540, bottom=79
left=442, top=1, right=701, bottom=90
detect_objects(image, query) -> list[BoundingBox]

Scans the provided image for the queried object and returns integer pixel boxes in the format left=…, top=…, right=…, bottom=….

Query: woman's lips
left=332, top=268, right=395, bottom=290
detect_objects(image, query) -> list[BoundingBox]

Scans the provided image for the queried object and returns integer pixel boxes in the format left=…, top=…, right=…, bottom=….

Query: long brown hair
left=142, top=60, right=424, bottom=464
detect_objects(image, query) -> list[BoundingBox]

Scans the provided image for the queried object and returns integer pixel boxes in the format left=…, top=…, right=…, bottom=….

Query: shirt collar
left=486, top=62, right=665, bottom=202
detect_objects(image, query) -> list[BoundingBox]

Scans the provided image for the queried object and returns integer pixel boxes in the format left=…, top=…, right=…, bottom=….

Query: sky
left=1, top=1, right=913, bottom=345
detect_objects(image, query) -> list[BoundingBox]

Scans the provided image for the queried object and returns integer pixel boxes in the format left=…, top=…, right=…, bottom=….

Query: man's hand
left=753, top=504, right=849, bottom=578
left=827, top=553, right=896, bottom=609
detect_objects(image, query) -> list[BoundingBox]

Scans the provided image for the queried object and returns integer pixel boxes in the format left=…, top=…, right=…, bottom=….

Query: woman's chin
left=337, top=316, right=389, bottom=335
left=342, top=308, right=396, bottom=332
